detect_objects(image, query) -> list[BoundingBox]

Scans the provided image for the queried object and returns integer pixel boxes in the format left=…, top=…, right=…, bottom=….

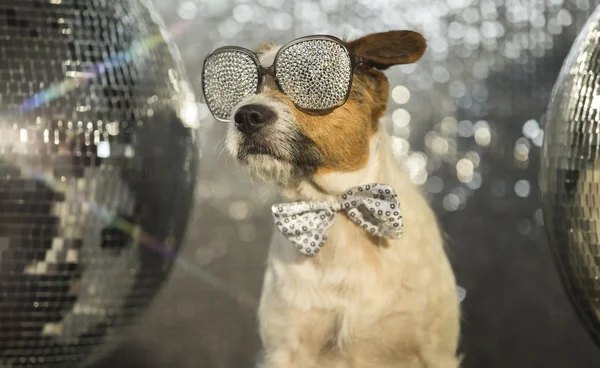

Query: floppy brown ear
left=346, top=30, right=426, bottom=70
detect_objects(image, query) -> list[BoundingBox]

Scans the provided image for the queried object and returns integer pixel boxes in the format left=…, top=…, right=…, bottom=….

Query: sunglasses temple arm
left=350, top=53, right=362, bottom=66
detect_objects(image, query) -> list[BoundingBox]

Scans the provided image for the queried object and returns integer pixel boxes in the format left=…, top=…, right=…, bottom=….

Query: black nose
left=234, top=104, right=276, bottom=134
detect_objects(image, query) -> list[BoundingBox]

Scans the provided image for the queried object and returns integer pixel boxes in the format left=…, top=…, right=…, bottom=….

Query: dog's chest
left=266, top=215, right=385, bottom=311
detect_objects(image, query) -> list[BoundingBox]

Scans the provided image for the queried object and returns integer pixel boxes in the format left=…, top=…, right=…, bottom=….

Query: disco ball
left=540, top=4, right=600, bottom=349
left=0, top=0, right=198, bottom=367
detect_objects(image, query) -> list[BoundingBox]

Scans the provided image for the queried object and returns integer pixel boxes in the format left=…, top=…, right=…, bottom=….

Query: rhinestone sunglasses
left=201, top=35, right=365, bottom=122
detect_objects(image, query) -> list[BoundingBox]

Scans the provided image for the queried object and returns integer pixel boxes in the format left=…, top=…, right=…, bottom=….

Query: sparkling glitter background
left=88, top=0, right=600, bottom=367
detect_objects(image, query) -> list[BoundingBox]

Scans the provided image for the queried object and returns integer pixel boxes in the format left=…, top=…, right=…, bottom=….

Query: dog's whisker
left=213, top=136, right=225, bottom=155
left=259, top=187, right=274, bottom=207
left=217, top=144, right=228, bottom=162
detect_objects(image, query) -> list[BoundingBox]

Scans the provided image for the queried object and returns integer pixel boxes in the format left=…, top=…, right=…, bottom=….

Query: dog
left=211, top=30, right=461, bottom=368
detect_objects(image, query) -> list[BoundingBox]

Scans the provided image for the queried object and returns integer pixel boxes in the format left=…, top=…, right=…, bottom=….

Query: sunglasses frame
left=202, top=35, right=365, bottom=122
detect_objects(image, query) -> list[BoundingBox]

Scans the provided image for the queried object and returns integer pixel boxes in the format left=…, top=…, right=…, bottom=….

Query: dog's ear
left=346, top=30, right=426, bottom=70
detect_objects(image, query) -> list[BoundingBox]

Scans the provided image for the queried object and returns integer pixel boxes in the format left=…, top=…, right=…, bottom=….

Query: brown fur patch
left=265, top=69, right=390, bottom=174
left=352, top=67, right=390, bottom=121
left=295, top=96, right=373, bottom=173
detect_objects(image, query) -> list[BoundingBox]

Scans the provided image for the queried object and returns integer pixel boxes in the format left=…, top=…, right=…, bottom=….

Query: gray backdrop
left=94, top=0, right=600, bottom=367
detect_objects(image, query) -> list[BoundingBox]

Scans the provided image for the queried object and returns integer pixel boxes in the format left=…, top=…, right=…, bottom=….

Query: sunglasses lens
left=276, top=39, right=352, bottom=110
left=202, top=50, right=259, bottom=121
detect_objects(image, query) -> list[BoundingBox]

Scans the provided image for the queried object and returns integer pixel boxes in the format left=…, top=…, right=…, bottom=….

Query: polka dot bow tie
left=271, top=183, right=403, bottom=257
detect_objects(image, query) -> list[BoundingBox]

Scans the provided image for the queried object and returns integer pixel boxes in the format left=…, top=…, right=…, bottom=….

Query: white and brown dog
left=221, top=30, right=461, bottom=368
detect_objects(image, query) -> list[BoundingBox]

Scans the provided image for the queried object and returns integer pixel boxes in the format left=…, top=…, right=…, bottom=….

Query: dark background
left=96, top=0, right=600, bottom=367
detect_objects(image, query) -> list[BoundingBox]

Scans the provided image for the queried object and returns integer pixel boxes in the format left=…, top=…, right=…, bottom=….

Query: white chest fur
left=262, top=212, right=423, bottom=316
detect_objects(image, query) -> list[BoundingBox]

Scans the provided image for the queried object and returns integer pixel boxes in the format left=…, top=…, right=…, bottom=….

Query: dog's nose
left=234, top=104, right=276, bottom=134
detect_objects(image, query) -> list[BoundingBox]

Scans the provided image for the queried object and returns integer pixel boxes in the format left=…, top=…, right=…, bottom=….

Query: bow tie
left=271, top=183, right=403, bottom=257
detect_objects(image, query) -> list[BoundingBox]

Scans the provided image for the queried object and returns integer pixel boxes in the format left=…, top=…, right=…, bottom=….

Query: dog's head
left=222, top=31, right=426, bottom=195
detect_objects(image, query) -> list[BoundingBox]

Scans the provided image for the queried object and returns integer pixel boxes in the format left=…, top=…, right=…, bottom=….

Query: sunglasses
left=201, top=35, right=364, bottom=122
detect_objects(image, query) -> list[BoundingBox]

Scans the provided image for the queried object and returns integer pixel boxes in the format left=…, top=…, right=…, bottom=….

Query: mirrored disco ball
left=0, top=0, right=198, bottom=367
left=540, top=4, right=600, bottom=348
